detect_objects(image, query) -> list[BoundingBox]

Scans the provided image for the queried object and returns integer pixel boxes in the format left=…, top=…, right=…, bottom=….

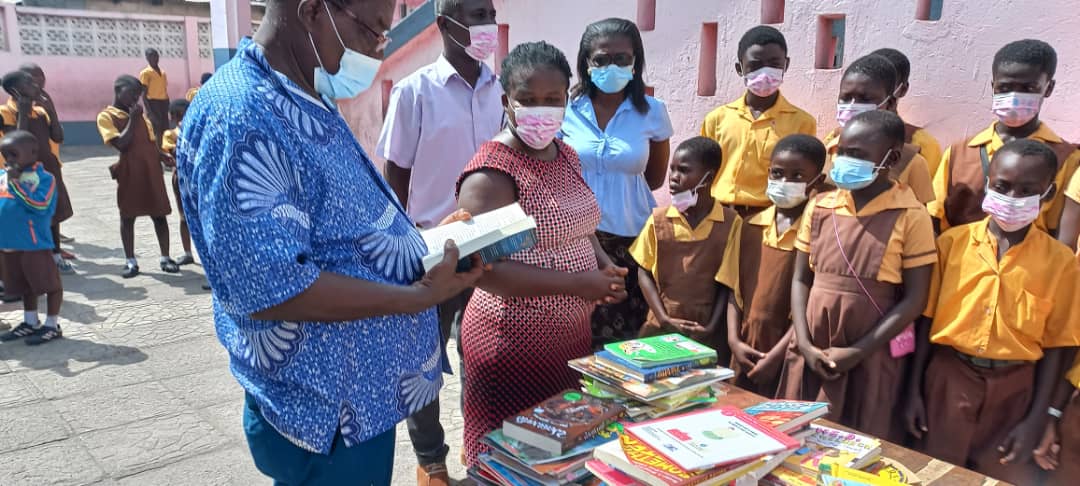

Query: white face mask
left=671, top=172, right=712, bottom=213
left=306, top=0, right=382, bottom=100
left=445, top=16, right=499, bottom=61
left=766, top=179, right=809, bottom=208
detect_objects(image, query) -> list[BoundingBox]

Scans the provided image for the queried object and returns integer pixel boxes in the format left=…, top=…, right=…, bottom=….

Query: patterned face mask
left=992, top=91, right=1044, bottom=128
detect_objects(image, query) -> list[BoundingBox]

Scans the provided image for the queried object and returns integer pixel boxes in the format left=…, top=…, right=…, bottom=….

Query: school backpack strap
left=979, top=145, right=991, bottom=179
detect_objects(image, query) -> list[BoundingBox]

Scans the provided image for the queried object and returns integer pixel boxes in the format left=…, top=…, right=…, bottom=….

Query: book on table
left=604, top=334, right=717, bottom=369
left=569, top=356, right=732, bottom=403
left=743, top=400, right=830, bottom=433
left=420, top=202, right=537, bottom=272
left=502, top=390, right=627, bottom=456
left=592, top=433, right=769, bottom=486
left=624, top=406, right=800, bottom=472
left=484, top=427, right=619, bottom=467
left=781, top=424, right=882, bottom=478
left=593, top=350, right=718, bottom=383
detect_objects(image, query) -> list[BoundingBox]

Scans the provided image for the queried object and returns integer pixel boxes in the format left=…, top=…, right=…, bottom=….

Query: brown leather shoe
left=417, top=463, right=450, bottom=486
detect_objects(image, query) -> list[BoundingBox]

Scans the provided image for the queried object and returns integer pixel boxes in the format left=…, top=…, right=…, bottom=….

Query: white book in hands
left=420, top=203, right=538, bottom=272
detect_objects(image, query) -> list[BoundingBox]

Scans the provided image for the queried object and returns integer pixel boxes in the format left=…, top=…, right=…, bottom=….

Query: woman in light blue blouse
left=561, top=18, right=674, bottom=347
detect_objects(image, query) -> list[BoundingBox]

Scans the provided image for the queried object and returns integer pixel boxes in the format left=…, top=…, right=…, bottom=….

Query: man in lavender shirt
left=376, top=0, right=502, bottom=484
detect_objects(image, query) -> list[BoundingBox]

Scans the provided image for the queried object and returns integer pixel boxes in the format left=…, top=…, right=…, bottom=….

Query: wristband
left=1049, top=406, right=1064, bottom=419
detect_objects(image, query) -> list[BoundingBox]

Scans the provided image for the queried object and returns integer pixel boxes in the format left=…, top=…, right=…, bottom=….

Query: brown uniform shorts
left=1, top=250, right=62, bottom=298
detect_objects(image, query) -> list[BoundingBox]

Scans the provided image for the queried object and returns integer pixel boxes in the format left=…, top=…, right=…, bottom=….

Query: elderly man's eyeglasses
left=327, top=0, right=392, bottom=52
left=590, top=53, right=634, bottom=68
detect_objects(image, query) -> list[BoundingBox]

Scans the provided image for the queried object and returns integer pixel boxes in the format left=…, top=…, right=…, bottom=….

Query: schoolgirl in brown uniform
left=931, top=39, right=1080, bottom=235
left=728, top=134, right=825, bottom=397
left=869, top=48, right=944, bottom=179
left=631, top=137, right=742, bottom=355
left=96, top=75, right=179, bottom=279
left=0, top=70, right=74, bottom=274
left=779, top=110, right=935, bottom=442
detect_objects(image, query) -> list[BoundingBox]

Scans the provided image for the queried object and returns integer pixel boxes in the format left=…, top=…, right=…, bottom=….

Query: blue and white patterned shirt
left=176, top=38, right=442, bottom=454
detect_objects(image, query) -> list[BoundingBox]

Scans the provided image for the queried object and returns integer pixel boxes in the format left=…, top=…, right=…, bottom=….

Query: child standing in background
left=931, top=39, right=1080, bottom=235
left=822, top=54, right=935, bottom=204
left=139, top=48, right=170, bottom=147
left=161, top=99, right=194, bottom=267
left=870, top=47, right=944, bottom=177
left=632, top=136, right=741, bottom=356
left=1034, top=354, right=1080, bottom=486
left=701, top=25, right=816, bottom=218
left=0, top=130, right=63, bottom=345
left=779, top=110, right=935, bottom=442
left=729, top=134, right=825, bottom=397
left=907, top=139, right=1080, bottom=484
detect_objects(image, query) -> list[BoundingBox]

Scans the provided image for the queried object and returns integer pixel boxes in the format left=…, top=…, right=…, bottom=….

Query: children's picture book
left=624, top=407, right=800, bottom=472
left=502, top=390, right=626, bottom=455
left=592, top=434, right=767, bottom=486
left=761, top=467, right=817, bottom=486
left=570, top=356, right=732, bottom=402
left=781, top=424, right=882, bottom=478
left=594, top=350, right=718, bottom=383
left=485, top=426, right=620, bottom=466
left=743, top=400, right=830, bottom=433
left=731, top=427, right=815, bottom=486
left=603, top=334, right=717, bottom=368
left=420, top=202, right=537, bottom=272
left=819, top=463, right=907, bottom=486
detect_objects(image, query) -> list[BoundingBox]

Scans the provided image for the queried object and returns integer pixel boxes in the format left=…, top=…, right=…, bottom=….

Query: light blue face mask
left=830, top=151, right=891, bottom=191
left=307, top=0, right=381, bottom=100
left=589, top=64, right=634, bottom=94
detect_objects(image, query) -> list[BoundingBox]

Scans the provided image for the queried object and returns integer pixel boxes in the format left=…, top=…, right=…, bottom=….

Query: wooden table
left=712, top=384, right=1008, bottom=486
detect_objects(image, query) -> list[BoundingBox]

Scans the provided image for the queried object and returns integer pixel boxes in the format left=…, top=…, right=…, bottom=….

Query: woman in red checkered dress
left=456, top=41, right=628, bottom=468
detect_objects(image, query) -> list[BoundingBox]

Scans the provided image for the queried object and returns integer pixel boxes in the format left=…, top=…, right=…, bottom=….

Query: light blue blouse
left=561, top=95, right=674, bottom=237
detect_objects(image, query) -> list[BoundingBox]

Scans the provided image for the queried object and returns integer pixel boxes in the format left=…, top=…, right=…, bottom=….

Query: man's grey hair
left=435, top=0, right=464, bottom=16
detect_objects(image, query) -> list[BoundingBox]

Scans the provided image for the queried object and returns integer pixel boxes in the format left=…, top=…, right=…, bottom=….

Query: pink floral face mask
left=446, top=17, right=498, bottom=61
left=509, top=105, right=564, bottom=150
left=992, top=91, right=1044, bottom=128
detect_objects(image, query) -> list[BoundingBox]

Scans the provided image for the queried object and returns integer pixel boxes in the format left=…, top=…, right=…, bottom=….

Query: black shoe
left=0, top=322, right=38, bottom=342
left=176, top=255, right=196, bottom=266
left=122, top=264, right=140, bottom=279
left=160, top=259, right=180, bottom=273
left=26, top=325, right=62, bottom=345
left=201, top=283, right=212, bottom=291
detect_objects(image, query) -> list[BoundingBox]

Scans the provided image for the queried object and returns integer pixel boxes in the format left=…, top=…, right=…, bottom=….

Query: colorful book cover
left=782, top=425, right=881, bottom=477
left=480, top=454, right=545, bottom=486
left=761, top=467, right=817, bottom=486
left=593, top=434, right=766, bottom=486
left=569, top=356, right=732, bottom=402
left=819, top=464, right=907, bottom=486
left=743, top=400, right=830, bottom=433
left=625, top=407, right=800, bottom=472
left=585, top=460, right=643, bottom=486
left=503, top=390, right=626, bottom=455
left=594, top=350, right=718, bottom=383
left=485, top=426, right=620, bottom=466
left=603, top=334, right=717, bottom=368
left=864, top=458, right=922, bottom=485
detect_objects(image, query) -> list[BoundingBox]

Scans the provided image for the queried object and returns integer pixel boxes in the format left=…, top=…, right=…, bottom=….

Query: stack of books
left=469, top=390, right=627, bottom=485
left=588, top=405, right=815, bottom=485
left=568, top=334, right=733, bottom=420
left=761, top=424, right=885, bottom=485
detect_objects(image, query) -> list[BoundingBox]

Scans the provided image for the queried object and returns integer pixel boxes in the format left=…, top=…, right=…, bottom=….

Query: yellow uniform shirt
left=701, top=94, right=817, bottom=207
left=746, top=204, right=800, bottom=252
left=138, top=67, right=169, bottom=100
left=910, top=127, right=943, bottom=178
left=0, top=99, right=56, bottom=167
left=162, top=127, right=179, bottom=155
left=1063, top=163, right=1080, bottom=204
left=925, top=218, right=1080, bottom=360
left=185, top=87, right=198, bottom=103
left=96, top=106, right=156, bottom=145
left=823, top=128, right=936, bottom=204
left=629, top=202, right=743, bottom=304
left=1067, top=355, right=1080, bottom=389
left=930, top=122, right=1080, bottom=231
left=795, top=184, right=937, bottom=284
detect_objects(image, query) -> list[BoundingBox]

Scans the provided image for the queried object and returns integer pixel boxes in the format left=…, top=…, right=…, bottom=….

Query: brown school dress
left=942, top=140, right=1075, bottom=229
left=777, top=199, right=908, bottom=441
left=109, top=111, right=171, bottom=218
left=920, top=347, right=1039, bottom=484
left=733, top=221, right=795, bottom=397
left=23, top=112, right=73, bottom=225
left=1047, top=389, right=1080, bottom=486
left=641, top=206, right=737, bottom=352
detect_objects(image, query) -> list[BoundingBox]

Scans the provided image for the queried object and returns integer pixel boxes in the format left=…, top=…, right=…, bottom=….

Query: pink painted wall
left=0, top=5, right=215, bottom=124
left=344, top=0, right=1080, bottom=175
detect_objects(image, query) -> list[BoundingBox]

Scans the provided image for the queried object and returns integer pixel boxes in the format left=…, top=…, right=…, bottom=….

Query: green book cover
left=603, top=334, right=717, bottom=368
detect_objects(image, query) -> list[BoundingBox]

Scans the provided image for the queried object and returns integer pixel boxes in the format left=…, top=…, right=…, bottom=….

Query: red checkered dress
left=457, top=140, right=601, bottom=467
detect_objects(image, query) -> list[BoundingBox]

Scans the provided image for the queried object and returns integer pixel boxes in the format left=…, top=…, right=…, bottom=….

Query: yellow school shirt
left=924, top=218, right=1080, bottom=360
left=746, top=204, right=800, bottom=252
left=910, top=127, right=943, bottom=178
left=823, top=128, right=935, bottom=204
left=1067, top=355, right=1080, bottom=389
left=185, top=87, right=198, bottom=103
left=795, top=184, right=937, bottom=284
left=96, top=106, right=156, bottom=145
left=629, top=202, right=743, bottom=306
left=162, top=127, right=179, bottom=155
left=0, top=99, right=56, bottom=167
left=701, top=94, right=817, bottom=207
left=930, top=122, right=1080, bottom=231
left=138, top=67, right=169, bottom=100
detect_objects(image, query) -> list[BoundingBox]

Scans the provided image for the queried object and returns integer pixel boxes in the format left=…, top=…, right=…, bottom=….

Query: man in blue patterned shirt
left=175, top=0, right=482, bottom=483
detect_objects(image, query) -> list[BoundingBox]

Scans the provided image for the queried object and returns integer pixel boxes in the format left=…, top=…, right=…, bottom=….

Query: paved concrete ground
left=0, top=147, right=468, bottom=485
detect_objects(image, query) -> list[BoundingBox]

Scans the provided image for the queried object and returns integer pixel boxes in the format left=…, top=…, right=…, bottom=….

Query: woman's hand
left=576, top=267, right=627, bottom=304
left=414, top=240, right=486, bottom=310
